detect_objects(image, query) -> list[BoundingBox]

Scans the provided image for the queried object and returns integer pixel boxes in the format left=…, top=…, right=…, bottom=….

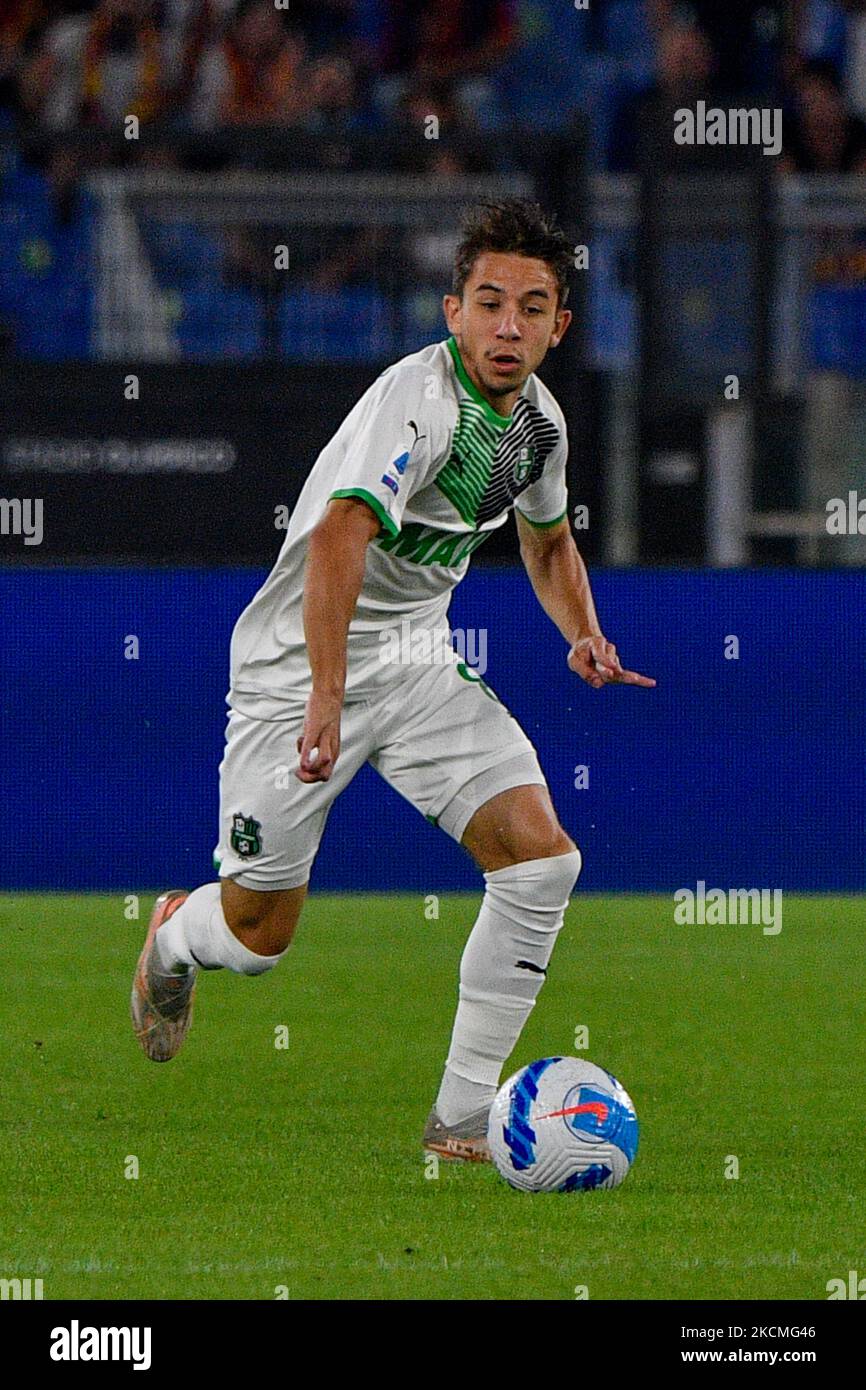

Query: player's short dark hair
left=452, top=198, right=573, bottom=308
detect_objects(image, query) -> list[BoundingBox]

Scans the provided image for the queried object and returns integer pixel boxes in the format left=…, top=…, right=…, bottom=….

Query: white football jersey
left=229, top=336, right=569, bottom=715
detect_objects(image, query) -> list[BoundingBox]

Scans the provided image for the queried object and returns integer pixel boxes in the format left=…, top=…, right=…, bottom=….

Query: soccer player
left=131, top=198, right=655, bottom=1161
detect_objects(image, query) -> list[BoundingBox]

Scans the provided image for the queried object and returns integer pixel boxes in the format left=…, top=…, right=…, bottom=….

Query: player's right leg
left=369, top=658, right=581, bottom=1160
left=131, top=701, right=370, bottom=1062
left=130, top=879, right=307, bottom=1062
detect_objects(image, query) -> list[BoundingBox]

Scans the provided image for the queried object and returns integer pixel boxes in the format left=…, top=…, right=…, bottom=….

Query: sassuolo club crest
left=514, top=445, right=535, bottom=484
left=230, top=813, right=262, bottom=858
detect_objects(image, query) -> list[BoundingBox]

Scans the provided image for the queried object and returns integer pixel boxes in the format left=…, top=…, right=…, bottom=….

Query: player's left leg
left=459, top=781, right=575, bottom=872
left=368, top=658, right=582, bottom=1160
left=432, top=783, right=581, bottom=1148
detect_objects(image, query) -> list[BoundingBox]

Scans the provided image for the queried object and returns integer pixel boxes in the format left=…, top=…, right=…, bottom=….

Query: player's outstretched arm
left=297, top=496, right=381, bottom=782
left=516, top=511, right=656, bottom=691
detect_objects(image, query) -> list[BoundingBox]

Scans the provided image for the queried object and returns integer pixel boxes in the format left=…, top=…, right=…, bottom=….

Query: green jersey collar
left=446, top=336, right=514, bottom=427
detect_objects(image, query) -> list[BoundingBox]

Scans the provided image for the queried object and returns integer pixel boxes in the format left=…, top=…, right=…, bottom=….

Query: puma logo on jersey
left=408, top=419, right=427, bottom=445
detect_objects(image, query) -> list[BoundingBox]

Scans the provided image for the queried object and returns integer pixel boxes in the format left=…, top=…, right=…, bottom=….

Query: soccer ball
left=487, top=1056, right=638, bottom=1193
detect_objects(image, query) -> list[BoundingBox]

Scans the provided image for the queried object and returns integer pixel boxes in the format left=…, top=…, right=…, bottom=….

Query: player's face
left=443, top=252, right=571, bottom=412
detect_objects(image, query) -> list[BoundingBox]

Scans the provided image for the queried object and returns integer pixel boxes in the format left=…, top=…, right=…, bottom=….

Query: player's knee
left=485, top=844, right=582, bottom=917
left=541, top=826, right=579, bottom=860
left=220, top=881, right=302, bottom=957
left=221, top=884, right=268, bottom=934
left=511, top=825, right=579, bottom=871
left=539, top=842, right=583, bottom=902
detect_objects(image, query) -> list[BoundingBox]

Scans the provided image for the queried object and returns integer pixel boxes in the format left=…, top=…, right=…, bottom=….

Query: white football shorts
left=214, top=658, right=547, bottom=890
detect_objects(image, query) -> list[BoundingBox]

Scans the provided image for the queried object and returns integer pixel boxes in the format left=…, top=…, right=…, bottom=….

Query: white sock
left=154, top=883, right=286, bottom=976
left=435, top=849, right=582, bottom=1126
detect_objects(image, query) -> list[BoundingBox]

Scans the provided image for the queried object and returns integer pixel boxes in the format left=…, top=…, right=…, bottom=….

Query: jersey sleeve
left=328, top=364, right=438, bottom=537
left=514, top=411, right=569, bottom=528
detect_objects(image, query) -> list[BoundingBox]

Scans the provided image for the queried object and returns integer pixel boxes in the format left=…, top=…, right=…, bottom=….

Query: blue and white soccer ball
left=488, top=1057, right=638, bottom=1193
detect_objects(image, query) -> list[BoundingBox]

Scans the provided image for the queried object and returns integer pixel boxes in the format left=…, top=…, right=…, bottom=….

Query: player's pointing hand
left=567, top=635, right=656, bottom=690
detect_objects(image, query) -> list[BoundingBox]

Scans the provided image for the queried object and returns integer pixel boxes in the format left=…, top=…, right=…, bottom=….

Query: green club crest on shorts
left=230, top=813, right=262, bottom=858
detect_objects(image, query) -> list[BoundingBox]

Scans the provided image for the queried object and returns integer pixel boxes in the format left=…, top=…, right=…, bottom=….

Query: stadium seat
left=0, top=163, right=94, bottom=357
left=600, top=0, right=656, bottom=88
left=140, top=219, right=226, bottom=289
left=174, top=284, right=264, bottom=359
left=588, top=229, right=637, bottom=371
left=811, top=282, right=866, bottom=377
left=278, top=286, right=392, bottom=361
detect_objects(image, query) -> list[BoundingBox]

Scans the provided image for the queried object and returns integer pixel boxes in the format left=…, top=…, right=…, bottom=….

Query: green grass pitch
left=1, top=892, right=863, bottom=1301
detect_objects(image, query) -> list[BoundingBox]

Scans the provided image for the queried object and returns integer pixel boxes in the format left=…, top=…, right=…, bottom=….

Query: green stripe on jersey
left=435, top=398, right=510, bottom=526
left=438, top=337, right=519, bottom=526
left=329, top=488, right=399, bottom=538
left=515, top=507, right=568, bottom=529
left=446, top=337, right=512, bottom=426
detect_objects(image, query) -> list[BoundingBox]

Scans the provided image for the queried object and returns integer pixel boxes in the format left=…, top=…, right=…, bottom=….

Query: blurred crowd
left=4, top=1, right=866, bottom=362
left=1, top=1, right=866, bottom=175
left=0, top=0, right=516, bottom=169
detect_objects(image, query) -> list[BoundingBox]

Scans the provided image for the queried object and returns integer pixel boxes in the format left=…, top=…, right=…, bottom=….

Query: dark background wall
left=0, top=361, right=604, bottom=564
